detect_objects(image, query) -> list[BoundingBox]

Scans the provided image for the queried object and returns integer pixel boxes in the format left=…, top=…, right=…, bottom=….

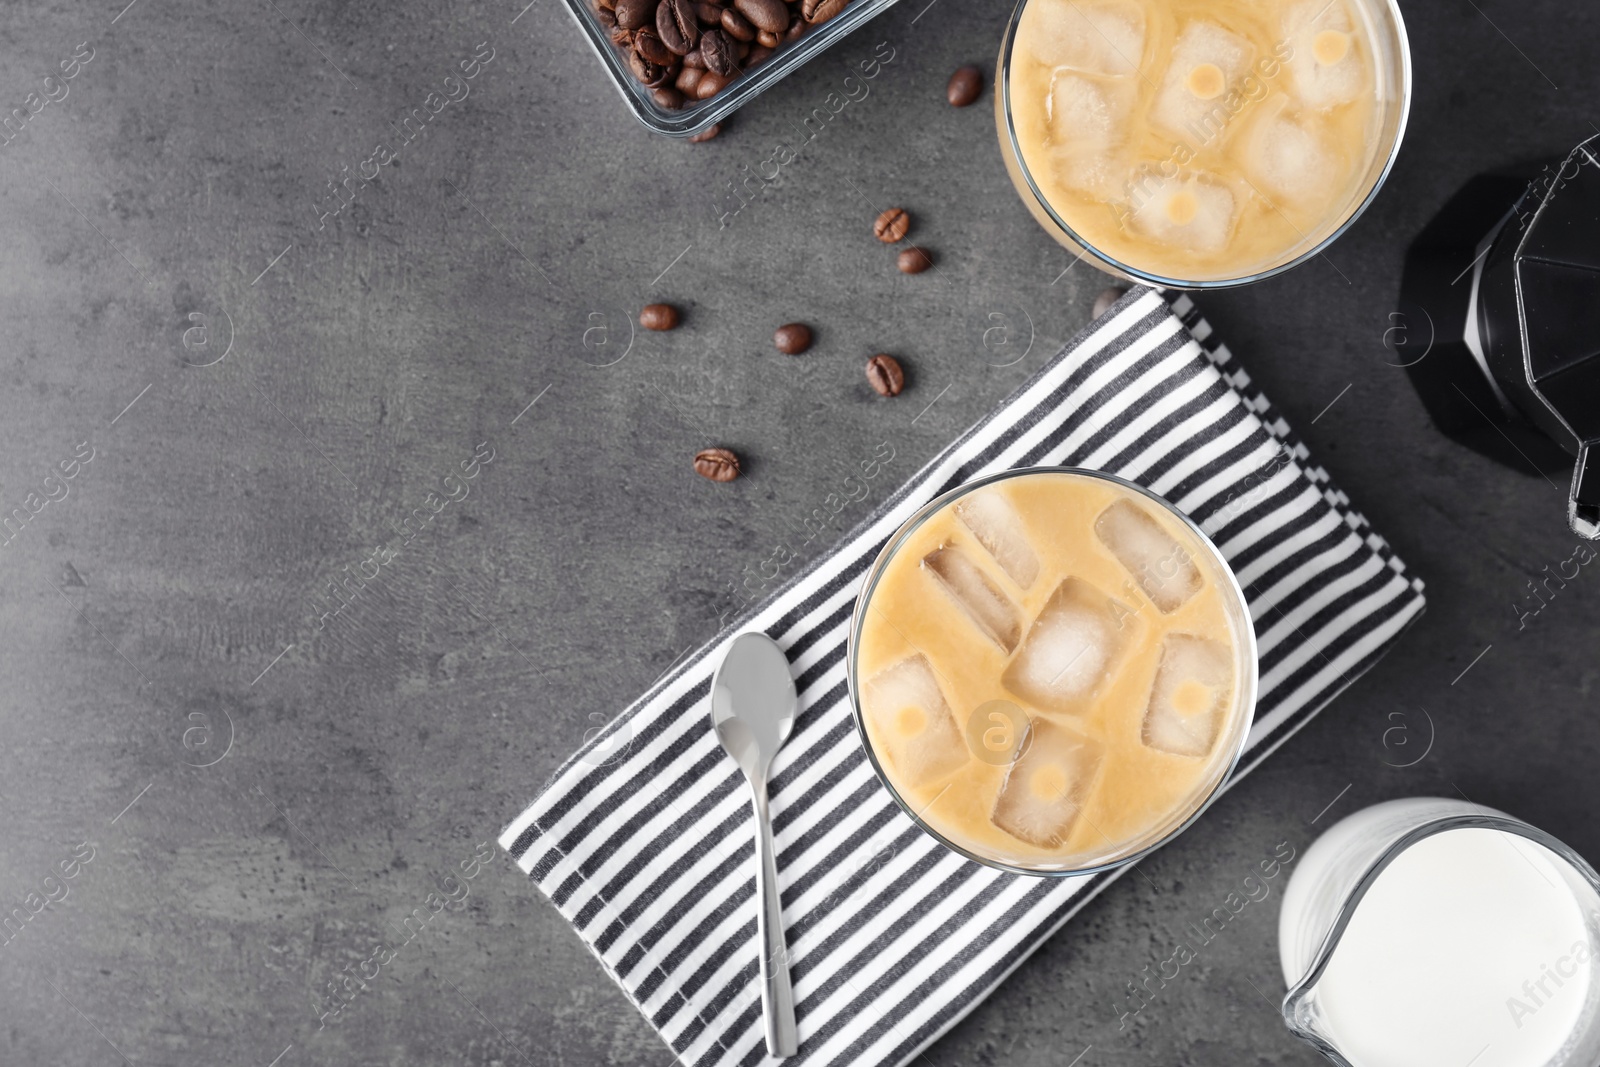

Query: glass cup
left=845, top=467, right=1259, bottom=876
left=1279, top=797, right=1600, bottom=1067
left=994, top=0, right=1412, bottom=288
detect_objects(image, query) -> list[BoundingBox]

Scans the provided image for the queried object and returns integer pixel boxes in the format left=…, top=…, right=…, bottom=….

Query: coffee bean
left=675, top=65, right=704, bottom=93
left=866, top=354, right=905, bottom=397
left=688, top=122, right=722, bottom=142
left=653, top=85, right=686, bottom=108
left=633, top=28, right=675, bottom=65
left=597, top=6, right=618, bottom=27
left=695, top=0, right=724, bottom=22
left=897, top=246, right=933, bottom=274
left=694, top=70, right=730, bottom=97
left=873, top=206, right=910, bottom=243
left=694, top=447, right=741, bottom=482
left=805, top=0, right=846, bottom=21
left=736, top=0, right=788, bottom=32
left=756, top=28, right=781, bottom=47
left=720, top=7, right=756, bottom=40
left=699, top=27, right=736, bottom=75
left=683, top=45, right=707, bottom=68
left=784, top=17, right=806, bottom=39
left=773, top=323, right=813, bottom=354
left=627, top=49, right=672, bottom=86
left=616, top=0, right=657, bottom=30
left=947, top=65, right=982, bottom=107
left=609, top=22, right=633, bottom=46
left=734, top=38, right=750, bottom=59
left=640, top=303, right=680, bottom=330
left=657, top=0, right=700, bottom=53
left=745, top=43, right=775, bottom=66
left=1092, top=286, right=1127, bottom=319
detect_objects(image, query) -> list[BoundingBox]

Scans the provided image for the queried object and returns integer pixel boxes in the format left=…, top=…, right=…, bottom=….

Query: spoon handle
left=751, top=779, right=798, bottom=1057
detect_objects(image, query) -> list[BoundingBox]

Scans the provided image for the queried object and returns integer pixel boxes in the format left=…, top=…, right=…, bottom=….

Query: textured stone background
left=2, top=0, right=1598, bottom=1064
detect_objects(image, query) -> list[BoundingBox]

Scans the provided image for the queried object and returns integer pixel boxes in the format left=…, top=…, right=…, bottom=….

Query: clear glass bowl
left=845, top=467, right=1260, bottom=877
left=563, top=0, right=907, bottom=137
left=993, top=0, right=1413, bottom=288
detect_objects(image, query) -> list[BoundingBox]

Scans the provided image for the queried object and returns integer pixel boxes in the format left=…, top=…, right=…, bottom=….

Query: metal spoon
left=711, top=631, right=799, bottom=1058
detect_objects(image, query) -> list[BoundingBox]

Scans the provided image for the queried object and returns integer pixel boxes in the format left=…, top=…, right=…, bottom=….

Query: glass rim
left=1280, top=809, right=1600, bottom=1067
left=845, top=465, right=1261, bottom=878
left=996, top=0, right=1414, bottom=289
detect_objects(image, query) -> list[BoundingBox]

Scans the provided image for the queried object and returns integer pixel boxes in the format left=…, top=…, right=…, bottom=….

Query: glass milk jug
left=1279, top=797, right=1600, bottom=1067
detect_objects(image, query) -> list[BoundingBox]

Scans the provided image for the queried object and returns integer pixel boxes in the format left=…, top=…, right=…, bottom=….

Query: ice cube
left=1126, top=170, right=1239, bottom=253
left=862, top=655, right=970, bottom=782
left=1048, top=150, right=1127, bottom=198
left=956, top=489, right=1040, bottom=589
left=1141, top=633, right=1234, bottom=757
left=1041, top=71, right=1137, bottom=197
left=923, top=544, right=1023, bottom=652
left=1046, top=69, right=1134, bottom=149
left=1002, top=578, right=1135, bottom=714
left=1094, top=498, right=1203, bottom=612
left=992, top=716, right=1104, bottom=848
left=1240, top=99, right=1345, bottom=207
left=1149, top=22, right=1255, bottom=140
left=1024, top=0, right=1145, bottom=77
left=1283, top=0, right=1364, bottom=109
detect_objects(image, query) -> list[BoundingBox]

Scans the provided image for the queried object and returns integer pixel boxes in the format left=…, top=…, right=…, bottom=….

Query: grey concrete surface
left=1, top=0, right=1597, bottom=1064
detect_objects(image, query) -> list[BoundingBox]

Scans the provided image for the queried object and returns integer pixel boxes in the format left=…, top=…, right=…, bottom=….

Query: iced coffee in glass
left=848, top=469, right=1257, bottom=875
left=996, top=0, right=1411, bottom=285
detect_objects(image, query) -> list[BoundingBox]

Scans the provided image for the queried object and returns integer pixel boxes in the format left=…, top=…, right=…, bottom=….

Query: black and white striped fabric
left=499, top=288, right=1427, bottom=1067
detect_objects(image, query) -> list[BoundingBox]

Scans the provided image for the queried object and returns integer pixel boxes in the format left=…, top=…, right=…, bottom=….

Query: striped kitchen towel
left=499, top=287, right=1426, bottom=1067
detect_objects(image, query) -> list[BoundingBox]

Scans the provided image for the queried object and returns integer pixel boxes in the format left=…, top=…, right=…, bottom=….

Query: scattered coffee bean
left=721, top=7, right=757, bottom=40
left=1092, top=286, right=1127, bottom=319
left=653, top=85, right=686, bottom=108
left=756, top=28, right=781, bottom=47
left=699, top=26, right=736, bottom=75
left=873, top=206, right=910, bottom=243
left=773, top=323, right=813, bottom=354
left=736, top=0, right=789, bottom=32
left=688, top=122, right=722, bottom=142
left=694, top=447, right=741, bottom=482
left=657, top=0, right=701, bottom=54
left=947, top=65, right=982, bottom=107
left=695, top=70, right=731, bottom=98
left=675, top=65, right=704, bottom=93
left=615, top=0, right=656, bottom=31
left=784, top=17, right=806, bottom=40
left=866, top=354, right=905, bottom=397
left=682, top=44, right=708, bottom=68
left=640, top=303, right=681, bottom=330
left=695, top=0, right=724, bottom=23
left=807, top=0, right=848, bottom=21
left=897, top=246, right=933, bottom=274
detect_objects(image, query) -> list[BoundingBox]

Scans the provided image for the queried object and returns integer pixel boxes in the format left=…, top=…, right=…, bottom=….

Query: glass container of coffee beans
left=578, top=0, right=904, bottom=135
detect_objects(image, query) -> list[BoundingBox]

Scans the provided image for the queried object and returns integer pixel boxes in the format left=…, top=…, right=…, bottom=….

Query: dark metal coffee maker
left=1392, top=134, right=1600, bottom=539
